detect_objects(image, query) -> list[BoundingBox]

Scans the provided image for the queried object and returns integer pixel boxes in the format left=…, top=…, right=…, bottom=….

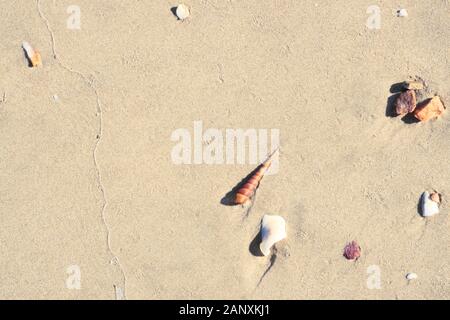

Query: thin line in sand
left=36, top=0, right=128, bottom=299
left=254, top=250, right=277, bottom=291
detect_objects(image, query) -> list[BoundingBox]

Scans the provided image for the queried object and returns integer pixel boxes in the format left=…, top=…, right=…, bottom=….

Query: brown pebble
left=395, top=90, right=417, bottom=115
left=413, top=96, right=445, bottom=122
left=402, top=80, right=424, bottom=90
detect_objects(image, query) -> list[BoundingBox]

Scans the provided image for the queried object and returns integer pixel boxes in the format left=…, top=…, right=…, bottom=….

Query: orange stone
left=413, top=96, right=445, bottom=122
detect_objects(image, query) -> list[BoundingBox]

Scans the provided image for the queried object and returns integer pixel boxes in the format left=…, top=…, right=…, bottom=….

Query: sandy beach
left=0, top=0, right=449, bottom=299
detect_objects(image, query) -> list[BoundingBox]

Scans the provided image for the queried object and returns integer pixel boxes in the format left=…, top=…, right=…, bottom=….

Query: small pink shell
left=343, top=241, right=361, bottom=260
left=430, top=192, right=440, bottom=204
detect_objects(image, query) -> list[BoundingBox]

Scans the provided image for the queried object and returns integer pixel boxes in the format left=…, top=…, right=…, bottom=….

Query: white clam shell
left=397, top=9, right=408, bottom=17
left=421, top=191, right=439, bottom=217
left=406, top=273, right=418, bottom=280
left=22, top=41, right=36, bottom=59
left=259, top=214, right=286, bottom=256
left=22, top=41, right=35, bottom=58
left=176, top=4, right=190, bottom=20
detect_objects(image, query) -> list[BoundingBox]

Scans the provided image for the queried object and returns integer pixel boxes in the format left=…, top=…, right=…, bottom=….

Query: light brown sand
left=0, top=0, right=449, bottom=299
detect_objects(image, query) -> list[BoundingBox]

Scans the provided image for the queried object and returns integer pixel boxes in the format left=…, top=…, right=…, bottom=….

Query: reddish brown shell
left=343, top=241, right=361, bottom=260
left=234, top=158, right=273, bottom=205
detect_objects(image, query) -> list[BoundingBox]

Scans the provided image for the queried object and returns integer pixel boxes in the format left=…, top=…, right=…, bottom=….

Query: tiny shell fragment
left=22, top=41, right=42, bottom=67
left=421, top=191, right=440, bottom=217
left=343, top=241, right=361, bottom=260
left=413, top=96, right=445, bottom=122
left=402, top=80, right=424, bottom=91
left=395, top=90, right=416, bottom=115
left=397, top=9, right=408, bottom=17
left=175, top=4, right=190, bottom=20
left=406, top=273, right=418, bottom=280
left=430, top=192, right=440, bottom=204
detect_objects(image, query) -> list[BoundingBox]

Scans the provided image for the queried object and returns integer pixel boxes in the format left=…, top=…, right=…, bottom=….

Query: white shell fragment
left=406, top=273, right=418, bottom=280
left=397, top=9, right=408, bottom=17
left=22, top=41, right=34, bottom=56
left=22, top=41, right=42, bottom=67
left=259, top=214, right=286, bottom=256
left=421, top=191, right=440, bottom=217
left=176, top=4, right=190, bottom=20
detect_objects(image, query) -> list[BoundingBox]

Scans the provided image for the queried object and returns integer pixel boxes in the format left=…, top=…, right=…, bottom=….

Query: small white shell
left=22, top=41, right=35, bottom=57
left=260, top=214, right=286, bottom=256
left=421, top=191, right=439, bottom=217
left=22, top=41, right=42, bottom=67
left=397, top=9, right=408, bottom=17
left=176, top=4, right=190, bottom=20
left=406, top=273, right=418, bottom=280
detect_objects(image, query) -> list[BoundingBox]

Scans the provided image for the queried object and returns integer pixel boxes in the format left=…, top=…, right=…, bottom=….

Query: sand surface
left=0, top=0, right=449, bottom=299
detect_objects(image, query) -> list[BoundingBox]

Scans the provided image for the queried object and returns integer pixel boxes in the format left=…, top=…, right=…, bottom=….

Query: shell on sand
left=343, top=241, right=361, bottom=260
left=176, top=4, right=190, bottom=20
left=234, top=157, right=272, bottom=205
left=402, top=80, right=424, bottom=91
left=421, top=191, right=439, bottom=217
left=234, top=148, right=278, bottom=205
left=406, top=273, right=418, bottom=280
left=22, top=41, right=42, bottom=67
left=260, top=214, right=286, bottom=256
left=397, top=9, right=408, bottom=17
